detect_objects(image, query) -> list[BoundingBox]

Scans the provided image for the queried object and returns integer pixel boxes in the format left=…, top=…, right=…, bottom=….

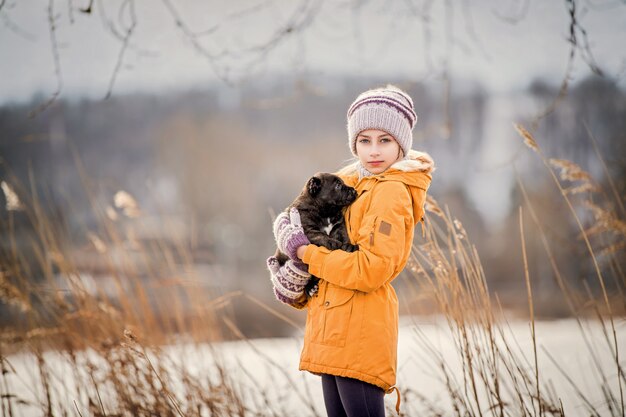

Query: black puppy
left=274, top=173, right=359, bottom=293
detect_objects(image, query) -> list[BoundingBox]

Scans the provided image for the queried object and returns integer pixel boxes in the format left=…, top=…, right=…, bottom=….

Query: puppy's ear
left=307, top=176, right=322, bottom=197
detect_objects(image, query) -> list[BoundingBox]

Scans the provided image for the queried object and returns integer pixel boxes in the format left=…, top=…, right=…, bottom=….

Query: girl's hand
left=273, top=208, right=310, bottom=261
left=267, top=256, right=310, bottom=307
left=296, top=244, right=308, bottom=260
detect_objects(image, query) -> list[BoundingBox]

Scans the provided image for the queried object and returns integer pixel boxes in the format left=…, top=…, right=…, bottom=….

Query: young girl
left=268, top=85, right=434, bottom=417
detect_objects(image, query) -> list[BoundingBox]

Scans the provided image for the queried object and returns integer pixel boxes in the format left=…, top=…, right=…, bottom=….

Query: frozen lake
left=5, top=316, right=625, bottom=416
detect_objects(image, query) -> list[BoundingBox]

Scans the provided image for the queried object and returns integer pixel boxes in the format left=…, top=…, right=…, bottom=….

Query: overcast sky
left=1, top=0, right=625, bottom=103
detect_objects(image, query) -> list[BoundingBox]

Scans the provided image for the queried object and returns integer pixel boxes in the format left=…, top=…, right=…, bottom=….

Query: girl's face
left=355, top=129, right=403, bottom=175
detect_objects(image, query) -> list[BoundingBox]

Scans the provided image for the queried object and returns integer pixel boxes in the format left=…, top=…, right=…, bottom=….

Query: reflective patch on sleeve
left=379, top=220, right=392, bottom=236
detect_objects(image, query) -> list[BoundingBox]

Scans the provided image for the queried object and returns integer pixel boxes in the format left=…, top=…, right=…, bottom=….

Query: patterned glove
left=267, top=256, right=310, bottom=307
left=273, top=208, right=310, bottom=262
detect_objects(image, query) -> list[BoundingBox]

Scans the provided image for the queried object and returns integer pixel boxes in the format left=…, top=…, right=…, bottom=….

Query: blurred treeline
left=0, top=74, right=624, bottom=335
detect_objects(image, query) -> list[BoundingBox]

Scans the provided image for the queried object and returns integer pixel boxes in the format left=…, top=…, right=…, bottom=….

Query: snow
left=4, top=316, right=625, bottom=416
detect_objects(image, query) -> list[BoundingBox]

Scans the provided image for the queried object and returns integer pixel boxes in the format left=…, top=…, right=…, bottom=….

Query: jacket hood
left=336, top=149, right=435, bottom=221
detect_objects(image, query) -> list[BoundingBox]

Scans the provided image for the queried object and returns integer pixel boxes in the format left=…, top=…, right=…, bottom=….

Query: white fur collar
left=337, top=150, right=435, bottom=177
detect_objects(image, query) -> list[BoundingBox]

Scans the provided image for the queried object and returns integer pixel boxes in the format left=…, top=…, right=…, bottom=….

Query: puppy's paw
left=342, top=243, right=359, bottom=253
left=305, top=277, right=320, bottom=297
left=307, top=283, right=319, bottom=298
left=326, top=238, right=345, bottom=250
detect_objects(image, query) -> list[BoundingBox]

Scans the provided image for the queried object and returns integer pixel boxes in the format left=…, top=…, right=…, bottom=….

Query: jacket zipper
left=369, top=216, right=378, bottom=247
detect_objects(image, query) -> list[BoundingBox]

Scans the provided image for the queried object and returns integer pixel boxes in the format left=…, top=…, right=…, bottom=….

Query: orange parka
left=299, top=150, right=434, bottom=391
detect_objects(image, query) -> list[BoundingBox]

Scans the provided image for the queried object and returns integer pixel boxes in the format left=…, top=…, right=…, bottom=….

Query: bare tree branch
left=29, top=0, right=63, bottom=118
left=567, top=0, right=604, bottom=75
left=195, top=1, right=271, bottom=38
left=0, top=6, right=37, bottom=41
left=7, top=0, right=622, bottom=117
left=531, top=0, right=606, bottom=128
left=160, top=0, right=229, bottom=81
left=67, top=0, right=75, bottom=24
left=584, top=0, right=625, bottom=11
left=104, top=0, right=137, bottom=99
left=160, top=0, right=320, bottom=85
left=240, top=0, right=322, bottom=79
left=574, top=23, right=604, bottom=76
left=96, top=0, right=154, bottom=57
left=79, top=0, right=93, bottom=14
left=461, top=0, right=491, bottom=60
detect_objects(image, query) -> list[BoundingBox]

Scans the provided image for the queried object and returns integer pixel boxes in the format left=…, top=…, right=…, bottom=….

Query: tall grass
left=398, top=123, right=624, bottom=416
left=0, top=160, right=264, bottom=415
left=0, top=124, right=624, bottom=416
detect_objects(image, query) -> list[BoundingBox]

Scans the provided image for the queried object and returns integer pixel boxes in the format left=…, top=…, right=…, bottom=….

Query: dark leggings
left=321, top=374, right=385, bottom=417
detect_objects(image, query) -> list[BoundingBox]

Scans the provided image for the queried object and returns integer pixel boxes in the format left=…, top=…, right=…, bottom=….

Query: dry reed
left=0, top=123, right=624, bottom=416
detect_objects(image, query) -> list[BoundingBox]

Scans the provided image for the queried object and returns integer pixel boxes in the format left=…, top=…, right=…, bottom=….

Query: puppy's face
left=306, top=173, right=357, bottom=209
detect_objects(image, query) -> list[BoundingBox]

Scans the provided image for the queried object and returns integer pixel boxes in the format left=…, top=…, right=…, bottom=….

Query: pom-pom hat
left=347, top=85, right=417, bottom=158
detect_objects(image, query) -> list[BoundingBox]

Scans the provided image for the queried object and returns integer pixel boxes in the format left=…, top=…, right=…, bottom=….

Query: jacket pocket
left=321, top=285, right=355, bottom=347
left=307, top=280, right=326, bottom=344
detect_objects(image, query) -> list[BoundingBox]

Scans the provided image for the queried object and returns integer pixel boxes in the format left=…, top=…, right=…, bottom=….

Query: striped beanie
left=347, top=85, right=417, bottom=158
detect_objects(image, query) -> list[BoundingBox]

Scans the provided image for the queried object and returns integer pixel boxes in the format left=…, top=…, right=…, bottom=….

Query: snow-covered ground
left=5, top=316, right=625, bottom=416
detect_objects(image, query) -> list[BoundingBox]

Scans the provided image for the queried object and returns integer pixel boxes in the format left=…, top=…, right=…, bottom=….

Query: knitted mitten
left=267, top=256, right=311, bottom=307
left=273, top=208, right=310, bottom=261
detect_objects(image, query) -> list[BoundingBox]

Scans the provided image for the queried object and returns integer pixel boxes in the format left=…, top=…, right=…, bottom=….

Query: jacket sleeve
left=302, top=181, right=414, bottom=293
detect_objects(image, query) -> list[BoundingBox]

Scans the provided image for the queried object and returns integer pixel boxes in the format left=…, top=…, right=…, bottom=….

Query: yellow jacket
left=299, top=150, right=434, bottom=391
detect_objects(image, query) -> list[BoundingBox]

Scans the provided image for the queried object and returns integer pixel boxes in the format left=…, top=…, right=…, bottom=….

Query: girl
left=268, top=85, right=434, bottom=417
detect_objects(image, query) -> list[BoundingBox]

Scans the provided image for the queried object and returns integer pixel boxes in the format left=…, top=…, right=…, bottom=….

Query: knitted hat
left=347, top=85, right=417, bottom=158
